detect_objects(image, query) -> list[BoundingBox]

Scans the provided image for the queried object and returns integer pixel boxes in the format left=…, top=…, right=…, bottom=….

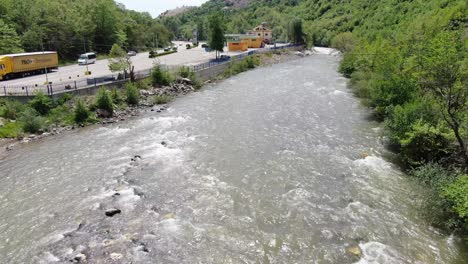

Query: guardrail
left=0, top=43, right=302, bottom=97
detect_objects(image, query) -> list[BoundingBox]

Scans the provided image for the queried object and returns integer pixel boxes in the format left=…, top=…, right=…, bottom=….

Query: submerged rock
left=105, top=209, right=121, bottom=217
left=346, top=245, right=362, bottom=258
left=73, top=253, right=87, bottom=262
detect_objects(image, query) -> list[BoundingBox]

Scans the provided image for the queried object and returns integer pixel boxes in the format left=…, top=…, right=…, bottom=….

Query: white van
left=78, top=52, right=97, bottom=65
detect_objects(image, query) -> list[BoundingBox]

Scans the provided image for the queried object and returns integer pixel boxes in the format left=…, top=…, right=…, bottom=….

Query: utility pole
left=83, top=37, right=90, bottom=75
left=41, top=41, right=49, bottom=84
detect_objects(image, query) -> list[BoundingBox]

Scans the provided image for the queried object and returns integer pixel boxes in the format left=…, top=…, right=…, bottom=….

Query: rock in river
left=105, top=208, right=121, bottom=217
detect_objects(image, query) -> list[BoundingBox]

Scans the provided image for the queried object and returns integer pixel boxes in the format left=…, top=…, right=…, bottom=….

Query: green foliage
left=410, top=164, right=461, bottom=229
left=331, top=32, right=355, bottom=53
left=0, top=99, right=26, bottom=120
left=0, top=19, right=24, bottom=54
left=110, top=88, right=123, bottom=104
left=224, top=56, right=260, bottom=77
left=57, top=93, right=73, bottom=106
left=443, top=175, right=468, bottom=219
left=149, top=50, right=158, bottom=58
left=152, top=95, right=173, bottom=105
left=151, top=65, right=173, bottom=86
left=0, top=121, right=23, bottom=138
left=19, top=108, right=46, bottom=134
left=177, top=66, right=203, bottom=90
left=29, top=91, right=53, bottom=115
left=288, top=18, right=304, bottom=44
left=74, top=99, right=90, bottom=124
left=125, top=83, right=140, bottom=105
left=208, top=13, right=225, bottom=58
left=95, top=88, right=114, bottom=116
left=47, top=105, right=73, bottom=125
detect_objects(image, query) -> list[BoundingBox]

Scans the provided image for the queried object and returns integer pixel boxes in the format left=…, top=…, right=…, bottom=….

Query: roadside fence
left=0, top=43, right=302, bottom=97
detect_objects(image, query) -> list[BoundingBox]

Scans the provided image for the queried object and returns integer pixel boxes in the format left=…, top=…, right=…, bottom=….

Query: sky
left=117, top=0, right=209, bottom=17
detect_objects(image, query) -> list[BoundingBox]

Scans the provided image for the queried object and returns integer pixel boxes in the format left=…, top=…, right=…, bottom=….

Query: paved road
left=1, top=41, right=288, bottom=88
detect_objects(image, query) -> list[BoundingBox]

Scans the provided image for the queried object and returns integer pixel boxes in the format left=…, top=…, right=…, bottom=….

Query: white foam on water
left=115, top=188, right=142, bottom=210
left=35, top=252, right=60, bottom=263
left=354, top=156, right=393, bottom=173
left=331, top=90, right=347, bottom=96
left=355, top=242, right=403, bottom=264
left=313, top=47, right=341, bottom=56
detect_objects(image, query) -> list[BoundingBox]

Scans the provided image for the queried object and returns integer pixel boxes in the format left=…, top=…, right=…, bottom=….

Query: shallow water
left=0, top=53, right=465, bottom=263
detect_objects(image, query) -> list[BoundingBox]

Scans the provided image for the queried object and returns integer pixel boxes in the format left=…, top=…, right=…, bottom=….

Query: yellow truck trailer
left=0, top=52, right=58, bottom=81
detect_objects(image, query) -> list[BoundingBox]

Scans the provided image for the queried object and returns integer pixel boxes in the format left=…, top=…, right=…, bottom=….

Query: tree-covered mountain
left=0, top=0, right=173, bottom=60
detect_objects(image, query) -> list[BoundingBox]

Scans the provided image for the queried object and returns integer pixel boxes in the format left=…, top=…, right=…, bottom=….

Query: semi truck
left=0, top=52, right=59, bottom=81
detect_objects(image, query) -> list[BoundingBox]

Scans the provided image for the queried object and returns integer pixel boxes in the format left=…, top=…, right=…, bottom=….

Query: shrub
left=151, top=65, right=173, bottom=86
left=110, top=88, right=123, bottom=104
left=411, top=164, right=462, bottom=229
left=125, top=83, right=140, bottom=105
left=443, top=175, right=468, bottom=219
left=201, top=43, right=209, bottom=48
left=29, top=91, right=53, bottom=115
left=95, top=88, right=114, bottom=116
left=74, top=99, right=90, bottom=124
left=0, top=121, right=23, bottom=138
left=152, top=95, right=173, bottom=105
left=186, top=44, right=192, bottom=49
left=149, top=50, right=158, bottom=58
left=57, top=93, right=73, bottom=105
left=245, top=56, right=260, bottom=69
left=178, top=66, right=194, bottom=79
left=48, top=105, right=73, bottom=125
left=0, top=99, right=26, bottom=120
left=19, top=108, right=46, bottom=133
left=136, top=78, right=151, bottom=90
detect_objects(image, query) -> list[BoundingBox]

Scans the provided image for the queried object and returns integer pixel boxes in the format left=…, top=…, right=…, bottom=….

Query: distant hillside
left=159, top=6, right=195, bottom=18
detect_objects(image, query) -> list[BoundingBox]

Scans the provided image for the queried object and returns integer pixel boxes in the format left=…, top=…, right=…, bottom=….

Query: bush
left=19, top=108, right=46, bottom=134
left=0, top=99, right=26, bottom=120
left=0, top=121, right=23, bottom=138
left=136, top=78, right=151, bottom=90
left=48, top=105, right=73, bottom=125
left=178, top=66, right=193, bottom=79
left=125, top=83, right=140, bottom=105
left=186, top=44, right=192, bottom=49
left=57, top=93, right=73, bottom=105
left=29, top=91, right=53, bottom=115
left=411, top=164, right=462, bottom=229
left=110, top=88, right=123, bottom=104
left=74, top=99, right=90, bottom=124
left=201, top=43, right=209, bottom=48
left=443, top=175, right=468, bottom=220
left=149, top=50, right=158, bottom=58
left=151, top=65, right=173, bottom=86
left=95, top=88, right=114, bottom=116
left=152, top=95, right=173, bottom=105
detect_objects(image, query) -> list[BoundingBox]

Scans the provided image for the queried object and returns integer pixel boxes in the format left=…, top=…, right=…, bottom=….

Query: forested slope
left=0, top=0, right=173, bottom=60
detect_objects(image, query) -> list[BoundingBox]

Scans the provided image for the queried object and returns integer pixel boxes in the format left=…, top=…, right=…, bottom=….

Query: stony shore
left=0, top=49, right=311, bottom=160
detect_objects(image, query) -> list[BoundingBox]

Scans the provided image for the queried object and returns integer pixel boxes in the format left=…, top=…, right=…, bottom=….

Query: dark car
left=164, top=47, right=171, bottom=52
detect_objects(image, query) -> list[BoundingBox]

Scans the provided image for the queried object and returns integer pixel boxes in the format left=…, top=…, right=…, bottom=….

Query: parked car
left=219, top=55, right=231, bottom=61
left=164, top=47, right=171, bottom=52
left=127, top=51, right=137, bottom=56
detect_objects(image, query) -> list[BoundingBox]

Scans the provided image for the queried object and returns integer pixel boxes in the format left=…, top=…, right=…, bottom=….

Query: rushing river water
left=0, top=52, right=466, bottom=263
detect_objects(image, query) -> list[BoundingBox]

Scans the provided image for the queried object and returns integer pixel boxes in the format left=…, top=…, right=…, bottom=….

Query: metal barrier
left=1, top=44, right=302, bottom=97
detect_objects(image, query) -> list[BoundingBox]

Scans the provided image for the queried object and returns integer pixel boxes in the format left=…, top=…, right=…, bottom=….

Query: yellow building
left=247, top=22, right=273, bottom=44
left=226, top=34, right=265, bottom=51
left=227, top=41, right=248, bottom=52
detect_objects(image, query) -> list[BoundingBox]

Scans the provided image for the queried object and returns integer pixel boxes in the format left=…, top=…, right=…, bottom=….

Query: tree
left=0, top=19, right=24, bottom=54
left=288, top=18, right=304, bottom=44
left=415, top=32, right=468, bottom=170
left=208, top=13, right=225, bottom=60
left=331, top=32, right=356, bottom=53
left=197, top=20, right=206, bottom=41
left=108, top=43, right=135, bottom=81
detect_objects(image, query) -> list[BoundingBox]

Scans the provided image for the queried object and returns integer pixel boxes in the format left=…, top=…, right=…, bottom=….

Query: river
left=0, top=51, right=465, bottom=263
